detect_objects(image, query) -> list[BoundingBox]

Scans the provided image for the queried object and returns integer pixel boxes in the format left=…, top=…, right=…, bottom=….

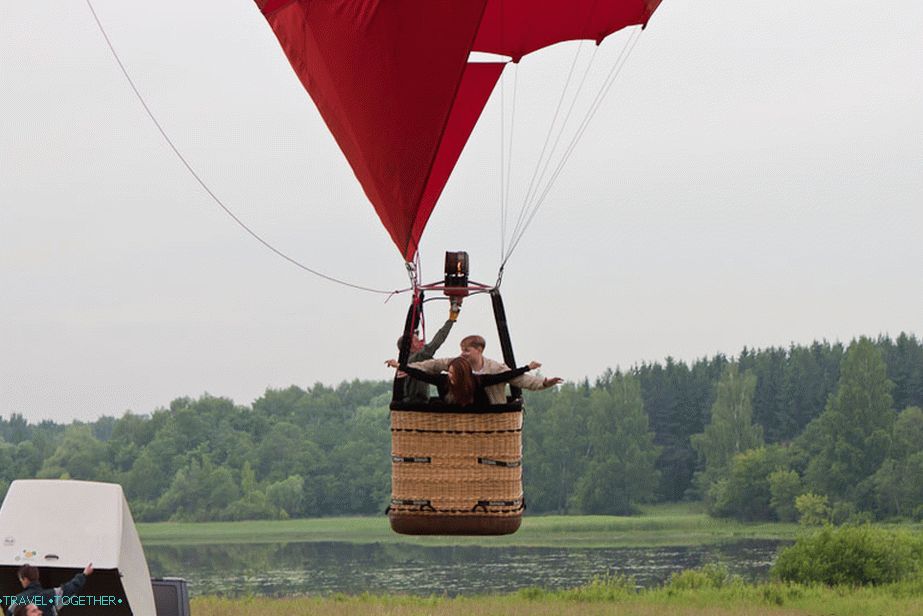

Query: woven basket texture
left=390, top=408, right=524, bottom=518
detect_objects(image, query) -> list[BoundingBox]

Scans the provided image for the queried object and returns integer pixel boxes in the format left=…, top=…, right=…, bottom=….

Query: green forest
left=1, top=333, right=921, bottom=524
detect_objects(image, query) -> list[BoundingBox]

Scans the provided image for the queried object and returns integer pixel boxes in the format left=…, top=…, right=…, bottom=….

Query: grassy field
left=138, top=503, right=810, bottom=548
left=189, top=577, right=923, bottom=616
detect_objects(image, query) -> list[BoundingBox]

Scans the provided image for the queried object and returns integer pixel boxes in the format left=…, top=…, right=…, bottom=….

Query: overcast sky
left=2, top=1, right=921, bottom=423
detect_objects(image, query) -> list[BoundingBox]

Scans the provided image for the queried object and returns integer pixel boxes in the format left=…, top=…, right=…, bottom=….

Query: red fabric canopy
left=474, top=0, right=661, bottom=61
left=256, top=0, right=662, bottom=260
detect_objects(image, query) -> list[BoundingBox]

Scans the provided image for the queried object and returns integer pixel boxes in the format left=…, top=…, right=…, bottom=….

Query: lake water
left=145, top=539, right=785, bottom=597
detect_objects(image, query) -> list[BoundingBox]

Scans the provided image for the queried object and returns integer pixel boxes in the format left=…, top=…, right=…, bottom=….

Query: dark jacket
left=402, top=319, right=455, bottom=402
left=7, top=574, right=86, bottom=616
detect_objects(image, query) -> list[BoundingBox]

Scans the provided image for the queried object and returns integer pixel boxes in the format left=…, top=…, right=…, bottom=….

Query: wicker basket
left=389, top=402, right=524, bottom=535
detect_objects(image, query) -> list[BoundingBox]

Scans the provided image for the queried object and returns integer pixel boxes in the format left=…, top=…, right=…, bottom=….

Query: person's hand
left=543, top=377, right=563, bottom=388
left=527, top=361, right=542, bottom=370
left=449, top=299, right=461, bottom=321
left=84, top=563, right=94, bottom=576
left=385, top=359, right=407, bottom=377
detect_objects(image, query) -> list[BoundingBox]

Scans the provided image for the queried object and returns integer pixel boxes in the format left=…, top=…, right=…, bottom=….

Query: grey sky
left=2, top=1, right=921, bottom=423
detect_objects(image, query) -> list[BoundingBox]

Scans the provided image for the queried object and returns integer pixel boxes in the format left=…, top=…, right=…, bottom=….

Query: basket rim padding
left=390, top=399, right=522, bottom=413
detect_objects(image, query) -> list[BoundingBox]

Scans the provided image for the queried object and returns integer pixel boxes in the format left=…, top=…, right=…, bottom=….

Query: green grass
left=138, top=502, right=807, bottom=548
left=189, top=577, right=923, bottom=615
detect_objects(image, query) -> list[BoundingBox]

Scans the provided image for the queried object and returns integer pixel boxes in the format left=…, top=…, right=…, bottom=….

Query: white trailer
left=1, top=480, right=157, bottom=615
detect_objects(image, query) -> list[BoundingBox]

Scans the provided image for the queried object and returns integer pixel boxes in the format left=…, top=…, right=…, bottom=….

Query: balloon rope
left=521, top=45, right=600, bottom=248
left=504, top=0, right=602, bottom=263
left=498, top=0, right=506, bottom=263
left=502, top=28, right=643, bottom=269
left=509, top=41, right=589, bottom=247
left=407, top=255, right=421, bottom=290
left=84, top=0, right=403, bottom=296
left=513, top=29, right=643, bottom=253
left=502, top=65, right=519, bottom=259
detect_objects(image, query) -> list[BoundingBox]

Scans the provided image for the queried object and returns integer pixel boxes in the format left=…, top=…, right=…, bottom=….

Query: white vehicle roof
left=0, top=480, right=156, bottom=615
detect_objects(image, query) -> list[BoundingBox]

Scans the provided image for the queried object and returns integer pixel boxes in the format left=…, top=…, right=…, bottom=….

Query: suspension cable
left=501, top=27, right=643, bottom=269
left=499, top=54, right=506, bottom=263
left=511, top=28, right=643, bottom=255
left=503, top=67, right=519, bottom=247
left=510, top=41, right=590, bottom=247
left=85, top=0, right=403, bottom=296
left=500, top=0, right=603, bottom=267
left=498, top=0, right=507, bottom=264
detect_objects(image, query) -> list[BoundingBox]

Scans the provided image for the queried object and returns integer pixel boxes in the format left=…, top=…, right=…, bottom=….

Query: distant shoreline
left=137, top=502, right=919, bottom=548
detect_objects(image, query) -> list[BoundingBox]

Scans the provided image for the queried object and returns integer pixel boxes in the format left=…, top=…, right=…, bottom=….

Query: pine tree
left=572, top=374, right=660, bottom=514
left=691, top=363, right=764, bottom=484
left=803, top=338, right=895, bottom=506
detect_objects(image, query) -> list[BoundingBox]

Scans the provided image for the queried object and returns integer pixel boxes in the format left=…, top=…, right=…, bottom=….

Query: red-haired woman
left=386, top=356, right=542, bottom=406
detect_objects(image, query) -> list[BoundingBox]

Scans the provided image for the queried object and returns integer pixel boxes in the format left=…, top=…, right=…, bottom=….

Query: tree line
left=0, top=333, right=920, bottom=522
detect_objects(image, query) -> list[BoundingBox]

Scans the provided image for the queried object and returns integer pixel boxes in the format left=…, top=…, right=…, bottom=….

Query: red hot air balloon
left=254, top=0, right=661, bottom=262
left=255, top=0, right=663, bottom=537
